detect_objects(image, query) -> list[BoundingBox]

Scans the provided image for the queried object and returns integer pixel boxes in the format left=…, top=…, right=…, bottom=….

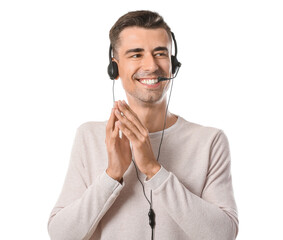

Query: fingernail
left=122, top=100, right=126, bottom=105
left=118, top=100, right=124, bottom=106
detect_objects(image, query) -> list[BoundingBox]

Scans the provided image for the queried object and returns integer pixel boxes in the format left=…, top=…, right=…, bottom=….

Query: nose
left=141, top=54, right=159, bottom=73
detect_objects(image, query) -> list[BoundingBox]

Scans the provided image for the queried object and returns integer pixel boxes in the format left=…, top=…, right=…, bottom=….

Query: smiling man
left=106, top=26, right=176, bottom=182
left=48, top=10, right=239, bottom=240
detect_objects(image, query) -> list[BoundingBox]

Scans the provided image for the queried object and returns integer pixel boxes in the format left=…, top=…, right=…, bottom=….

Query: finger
left=106, top=101, right=119, bottom=136
left=116, top=120, right=138, bottom=144
left=114, top=108, right=144, bottom=140
left=112, top=120, right=120, bottom=139
left=106, top=108, right=116, bottom=134
left=121, top=129, right=129, bottom=142
left=117, top=101, right=148, bottom=136
left=118, top=100, right=145, bottom=130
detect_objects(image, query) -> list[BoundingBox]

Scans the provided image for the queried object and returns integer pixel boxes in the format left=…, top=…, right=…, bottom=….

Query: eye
left=131, top=54, right=142, bottom=58
left=155, top=52, right=168, bottom=57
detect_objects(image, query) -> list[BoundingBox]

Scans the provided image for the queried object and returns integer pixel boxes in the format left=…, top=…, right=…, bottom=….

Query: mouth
left=136, top=78, right=161, bottom=88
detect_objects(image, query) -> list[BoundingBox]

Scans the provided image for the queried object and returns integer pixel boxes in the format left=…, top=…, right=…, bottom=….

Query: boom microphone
left=157, top=64, right=181, bottom=82
left=157, top=75, right=177, bottom=82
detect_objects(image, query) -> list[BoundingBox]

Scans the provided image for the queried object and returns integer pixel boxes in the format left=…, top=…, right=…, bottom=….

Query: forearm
left=48, top=171, right=123, bottom=240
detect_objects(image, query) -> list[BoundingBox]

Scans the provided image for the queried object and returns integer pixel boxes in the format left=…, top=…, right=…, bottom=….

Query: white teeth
left=140, top=79, right=158, bottom=85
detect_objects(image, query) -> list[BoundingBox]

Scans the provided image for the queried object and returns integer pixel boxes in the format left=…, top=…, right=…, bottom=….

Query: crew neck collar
left=148, top=114, right=182, bottom=138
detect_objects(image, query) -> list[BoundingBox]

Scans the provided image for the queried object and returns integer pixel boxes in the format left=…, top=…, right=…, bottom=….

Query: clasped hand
left=105, top=100, right=161, bottom=182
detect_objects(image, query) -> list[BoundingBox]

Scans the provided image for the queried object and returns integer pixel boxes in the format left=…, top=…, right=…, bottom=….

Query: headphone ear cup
left=107, top=61, right=119, bottom=80
left=171, top=55, right=180, bottom=75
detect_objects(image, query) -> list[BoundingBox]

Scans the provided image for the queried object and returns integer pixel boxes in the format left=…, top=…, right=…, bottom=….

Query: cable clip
left=148, top=208, right=156, bottom=228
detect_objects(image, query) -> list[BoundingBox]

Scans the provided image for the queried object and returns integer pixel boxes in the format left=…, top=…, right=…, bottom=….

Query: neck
left=126, top=96, right=177, bottom=133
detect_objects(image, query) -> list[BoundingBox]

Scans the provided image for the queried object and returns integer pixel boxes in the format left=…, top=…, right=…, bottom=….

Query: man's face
left=115, top=27, right=172, bottom=104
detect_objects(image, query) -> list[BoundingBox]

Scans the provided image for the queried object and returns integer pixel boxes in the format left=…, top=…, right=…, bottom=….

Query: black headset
left=107, top=31, right=181, bottom=80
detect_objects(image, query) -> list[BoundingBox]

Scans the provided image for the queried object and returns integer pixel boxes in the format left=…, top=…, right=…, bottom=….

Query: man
left=48, top=10, right=239, bottom=240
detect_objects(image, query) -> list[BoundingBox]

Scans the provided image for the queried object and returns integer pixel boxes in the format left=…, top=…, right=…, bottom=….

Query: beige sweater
left=48, top=115, right=238, bottom=240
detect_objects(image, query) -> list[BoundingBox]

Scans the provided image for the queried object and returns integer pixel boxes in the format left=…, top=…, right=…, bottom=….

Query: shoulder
left=179, top=116, right=231, bottom=163
left=75, top=120, right=108, bottom=136
left=179, top=116, right=226, bottom=142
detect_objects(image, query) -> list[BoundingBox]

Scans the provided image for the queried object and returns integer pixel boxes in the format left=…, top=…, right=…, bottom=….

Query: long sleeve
left=47, top=125, right=124, bottom=240
left=145, top=130, right=239, bottom=239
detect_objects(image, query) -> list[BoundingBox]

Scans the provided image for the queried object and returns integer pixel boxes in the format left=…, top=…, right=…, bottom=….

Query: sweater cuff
left=101, top=170, right=125, bottom=193
left=144, top=166, right=170, bottom=190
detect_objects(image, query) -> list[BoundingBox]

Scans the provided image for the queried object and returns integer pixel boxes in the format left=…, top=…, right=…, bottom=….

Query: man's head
left=109, top=10, right=172, bottom=59
left=109, top=10, right=174, bottom=105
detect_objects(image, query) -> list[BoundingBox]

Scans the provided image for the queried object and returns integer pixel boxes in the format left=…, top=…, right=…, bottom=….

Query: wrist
left=144, top=163, right=161, bottom=180
left=106, top=168, right=123, bottom=183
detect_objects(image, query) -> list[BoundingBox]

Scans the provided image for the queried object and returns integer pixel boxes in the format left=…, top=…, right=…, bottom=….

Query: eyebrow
left=124, top=46, right=169, bottom=56
left=124, top=48, right=144, bottom=55
left=153, top=46, right=169, bottom=52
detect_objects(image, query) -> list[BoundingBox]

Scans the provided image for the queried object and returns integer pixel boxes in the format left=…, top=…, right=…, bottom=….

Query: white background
left=0, top=0, right=282, bottom=239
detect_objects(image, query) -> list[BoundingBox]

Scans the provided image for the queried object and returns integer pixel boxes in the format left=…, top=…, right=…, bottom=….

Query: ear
left=113, top=58, right=120, bottom=80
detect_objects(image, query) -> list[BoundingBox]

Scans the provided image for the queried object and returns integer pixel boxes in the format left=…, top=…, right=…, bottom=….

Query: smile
left=139, top=78, right=158, bottom=85
left=137, top=78, right=161, bottom=88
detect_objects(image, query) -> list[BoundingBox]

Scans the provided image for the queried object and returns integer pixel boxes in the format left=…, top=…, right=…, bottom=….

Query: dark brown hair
left=109, top=10, right=171, bottom=58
